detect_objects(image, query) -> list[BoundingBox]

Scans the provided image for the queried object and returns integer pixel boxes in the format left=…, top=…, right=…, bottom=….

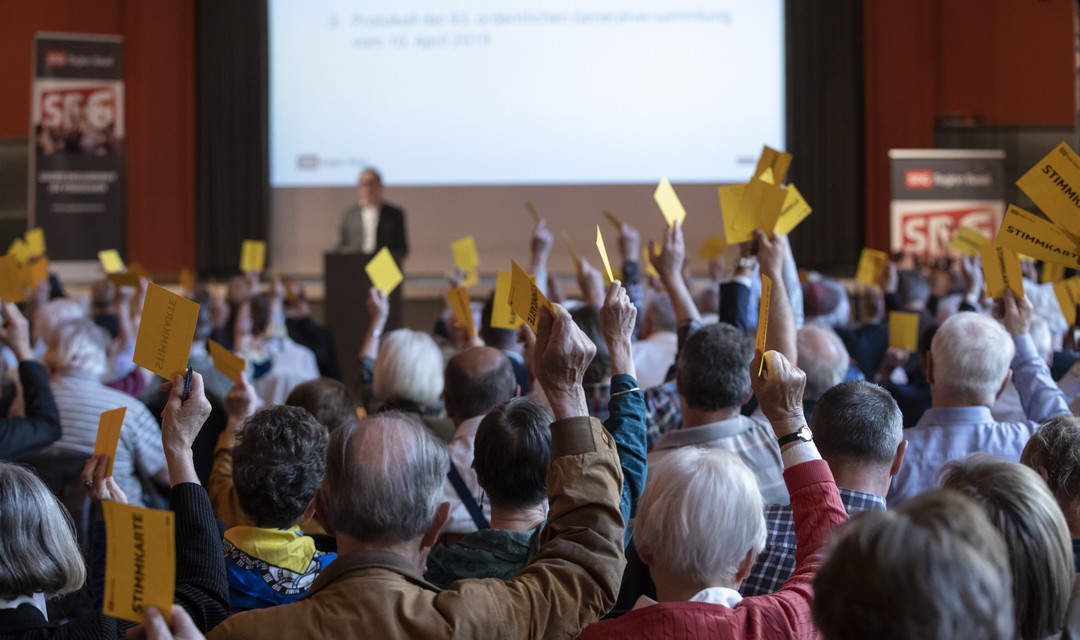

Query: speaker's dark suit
left=338, top=202, right=408, bottom=258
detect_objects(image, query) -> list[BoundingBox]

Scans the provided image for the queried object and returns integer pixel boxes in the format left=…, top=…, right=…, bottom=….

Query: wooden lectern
left=324, top=251, right=405, bottom=390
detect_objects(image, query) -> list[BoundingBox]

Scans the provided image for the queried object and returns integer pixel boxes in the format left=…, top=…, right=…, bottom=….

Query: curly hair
left=233, top=405, right=329, bottom=528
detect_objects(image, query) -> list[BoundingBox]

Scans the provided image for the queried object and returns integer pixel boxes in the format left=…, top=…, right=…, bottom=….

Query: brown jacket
left=207, top=416, right=626, bottom=639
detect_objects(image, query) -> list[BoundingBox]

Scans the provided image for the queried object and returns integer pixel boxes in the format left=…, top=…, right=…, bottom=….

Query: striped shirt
left=42, top=373, right=166, bottom=506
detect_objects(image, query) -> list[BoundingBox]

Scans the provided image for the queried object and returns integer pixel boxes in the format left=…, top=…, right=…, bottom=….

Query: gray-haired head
left=930, top=312, right=1013, bottom=407
left=1022, top=416, right=1080, bottom=527
left=810, top=380, right=903, bottom=468
left=797, top=324, right=851, bottom=403
left=319, top=412, right=450, bottom=546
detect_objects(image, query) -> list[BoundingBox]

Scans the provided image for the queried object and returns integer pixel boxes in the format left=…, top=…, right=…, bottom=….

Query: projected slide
left=269, top=0, right=784, bottom=187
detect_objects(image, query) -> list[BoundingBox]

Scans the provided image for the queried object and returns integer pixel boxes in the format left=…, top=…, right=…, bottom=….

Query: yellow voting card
left=735, top=177, right=786, bottom=237
left=107, top=269, right=143, bottom=288
left=980, top=244, right=1024, bottom=300
left=1054, top=277, right=1080, bottom=325
left=451, top=236, right=480, bottom=272
left=775, top=184, right=812, bottom=236
left=509, top=260, right=552, bottom=332
left=447, top=286, right=474, bottom=337
left=602, top=210, right=622, bottom=228
left=133, top=283, right=200, bottom=380
left=754, top=146, right=793, bottom=185
left=24, top=228, right=45, bottom=257
left=561, top=231, right=581, bottom=265
left=756, top=275, right=772, bottom=376
left=208, top=339, right=246, bottom=383
left=240, top=240, right=266, bottom=273
left=642, top=247, right=659, bottom=279
left=26, top=258, right=49, bottom=291
left=178, top=268, right=196, bottom=293
left=93, top=407, right=126, bottom=477
left=720, top=184, right=752, bottom=244
left=699, top=235, right=727, bottom=262
left=365, top=248, right=403, bottom=295
left=1043, top=262, right=1067, bottom=284
left=855, top=248, right=889, bottom=286
left=102, top=501, right=175, bottom=625
left=889, top=311, right=920, bottom=352
left=99, top=249, right=125, bottom=274
left=525, top=201, right=540, bottom=223
left=595, top=226, right=614, bottom=286
left=0, top=255, right=25, bottom=302
left=995, top=204, right=1080, bottom=268
left=490, top=271, right=523, bottom=330
left=950, top=226, right=990, bottom=256
left=1016, top=142, right=1080, bottom=239
left=654, top=178, right=687, bottom=227
left=7, top=239, right=30, bottom=265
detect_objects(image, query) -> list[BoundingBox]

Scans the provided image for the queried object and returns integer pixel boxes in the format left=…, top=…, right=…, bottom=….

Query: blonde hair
left=373, top=330, right=445, bottom=409
left=0, top=464, right=86, bottom=599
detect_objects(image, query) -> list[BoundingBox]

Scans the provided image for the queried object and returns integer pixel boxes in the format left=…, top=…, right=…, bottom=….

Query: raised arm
left=529, top=219, right=554, bottom=298
left=649, top=222, right=701, bottom=334
left=997, top=289, right=1071, bottom=423
left=0, top=301, right=61, bottom=460
left=209, top=374, right=258, bottom=527
left=756, top=230, right=798, bottom=366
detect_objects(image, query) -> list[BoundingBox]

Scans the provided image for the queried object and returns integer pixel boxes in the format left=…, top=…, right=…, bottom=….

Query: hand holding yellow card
left=855, top=248, right=889, bottom=286
left=364, top=248, right=403, bottom=295
left=754, top=146, right=793, bottom=185
left=102, top=501, right=175, bottom=624
left=99, top=250, right=125, bottom=274
left=208, top=339, right=246, bottom=383
left=93, top=407, right=126, bottom=477
left=490, top=271, right=523, bottom=330
left=595, top=226, right=614, bottom=286
left=980, top=244, right=1024, bottom=300
left=995, top=205, right=1080, bottom=268
left=509, top=260, right=552, bottom=332
left=720, top=184, right=752, bottom=244
left=240, top=240, right=267, bottom=273
left=133, top=283, right=200, bottom=380
left=1016, top=142, right=1080, bottom=239
left=888, top=311, right=920, bottom=352
left=756, top=275, right=772, bottom=376
left=654, top=178, right=687, bottom=227
left=447, top=286, right=474, bottom=337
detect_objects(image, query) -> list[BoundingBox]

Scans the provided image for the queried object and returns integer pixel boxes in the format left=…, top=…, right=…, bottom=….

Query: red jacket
left=579, top=460, right=846, bottom=640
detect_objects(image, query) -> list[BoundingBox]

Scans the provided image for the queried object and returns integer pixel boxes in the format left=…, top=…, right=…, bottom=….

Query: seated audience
left=0, top=371, right=227, bottom=637
left=580, top=350, right=846, bottom=638
left=812, top=490, right=1014, bottom=640
left=1021, top=415, right=1080, bottom=571
left=282, top=279, right=341, bottom=380
left=632, top=292, right=677, bottom=390
left=207, top=304, right=627, bottom=639
left=741, top=380, right=905, bottom=596
left=940, top=454, right=1074, bottom=639
left=283, top=377, right=357, bottom=433
left=795, top=323, right=853, bottom=419
left=0, top=302, right=61, bottom=461
left=887, top=291, right=1071, bottom=504
left=223, top=405, right=334, bottom=613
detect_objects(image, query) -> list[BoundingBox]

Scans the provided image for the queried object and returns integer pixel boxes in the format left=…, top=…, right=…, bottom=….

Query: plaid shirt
left=643, top=380, right=680, bottom=449
left=740, top=487, right=885, bottom=597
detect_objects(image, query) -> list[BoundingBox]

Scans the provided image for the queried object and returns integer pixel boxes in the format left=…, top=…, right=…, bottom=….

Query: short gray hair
left=813, top=490, right=1013, bottom=640
left=373, top=330, right=445, bottom=409
left=939, top=454, right=1073, bottom=639
left=635, top=447, right=765, bottom=587
left=930, top=312, right=1013, bottom=405
left=797, top=324, right=850, bottom=402
left=810, top=381, right=902, bottom=467
left=0, top=463, right=86, bottom=599
left=1022, top=416, right=1080, bottom=508
left=45, top=319, right=109, bottom=379
left=320, top=412, right=450, bottom=545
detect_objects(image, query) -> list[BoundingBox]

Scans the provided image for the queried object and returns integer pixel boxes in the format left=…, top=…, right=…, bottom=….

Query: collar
left=837, top=487, right=887, bottom=511
left=224, top=527, right=315, bottom=573
left=652, top=415, right=753, bottom=450
left=305, top=550, right=436, bottom=599
left=915, top=405, right=995, bottom=426
left=632, top=586, right=744, bottom=611
left=0, top=593, right=47, bottom=619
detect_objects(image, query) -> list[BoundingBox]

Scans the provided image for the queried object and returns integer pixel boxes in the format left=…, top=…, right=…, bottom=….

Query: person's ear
left=513, top=383, right=521, bottom=398
left=995, top=369, right=1013, bottom=400
left=734, top=548, right=757, bottom=585
left=924, top=351, right=934, bottom=385
left=890, top=440, right=908, bottom=477
left=314, top=488, right=336, bottom=537
left=420, top=502, right=451, bottom=551
left=301, top=497, right=318, bottom=525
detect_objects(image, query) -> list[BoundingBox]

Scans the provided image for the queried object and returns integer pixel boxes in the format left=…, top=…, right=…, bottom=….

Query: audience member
left=283, top=377, right=357, bottom=433
left=795, top=323, right=852, bottom=419
left=0, top=302, right=62, bottom=461
left=631, top=293, right=676, bottom=389
left=1022, top=415, right=1080, bottom=571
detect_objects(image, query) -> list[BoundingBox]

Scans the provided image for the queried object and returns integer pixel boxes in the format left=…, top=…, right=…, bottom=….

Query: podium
left=324, top=252, right=405, bottom=389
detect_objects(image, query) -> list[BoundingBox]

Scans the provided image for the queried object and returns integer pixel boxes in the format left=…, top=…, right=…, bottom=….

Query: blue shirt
left=742, top=488, right=885, bottom=597
left=887, top=333, right=1071, bottom=506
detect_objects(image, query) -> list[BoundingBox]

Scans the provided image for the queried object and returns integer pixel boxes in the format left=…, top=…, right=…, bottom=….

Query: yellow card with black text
left=980, top=244, right=1024, bottom=300
left=93, top=407, right=126, bottom=477
left=133, top=283, right=200, bottom=380
left=208, top=339, right=246, bottom=383
left=654, top=178, right=687, bottom=227
left=756, top=275, right=772, bottom=376
left=1016, top=142, right=1080, bottom=238
left=364, top=248, right=403, bottom=295
left=995, top=205, right=1080, bottom=268
left=509, top=260, right=552, bottom=332
left=102, top=501, right=175, bottom=624
left=888, top=311, right=920, bottom=352
left=950, top=226, right=990, bottom=256
left=490, top=271, right=523, bottom=330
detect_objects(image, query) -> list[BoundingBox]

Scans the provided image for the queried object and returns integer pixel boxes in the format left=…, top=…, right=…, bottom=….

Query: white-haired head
left=44, top=319, right=109, bottom=380
left=372, top=329, right=445, bottom=409
left=635, top=447, right=766, bottom=590
left=930, top=312, right=1013, bottom=407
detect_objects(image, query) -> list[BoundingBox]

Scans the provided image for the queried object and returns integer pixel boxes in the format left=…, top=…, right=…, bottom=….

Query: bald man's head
left=320, top=412, right=449, bottom=546
left=443, top=346, right=516, bottom=423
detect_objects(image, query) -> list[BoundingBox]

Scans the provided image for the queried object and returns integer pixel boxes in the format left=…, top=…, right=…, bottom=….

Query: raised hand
left=81, top=453, right=128, bottom=504
left=0, top=301, right=33, bottom=361
left=749, top=350, right=807, bottom=436
left=533, top=304, right=596, bottom=421
left=600, top=281, right=636, bottom=378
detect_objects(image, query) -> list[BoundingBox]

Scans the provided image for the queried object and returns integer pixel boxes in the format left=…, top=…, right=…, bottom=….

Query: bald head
left=797, top=324, right=850, bottom=402
left=443, top=346, right=516, bottom=423
left=320, top=412, right=449, bottom=546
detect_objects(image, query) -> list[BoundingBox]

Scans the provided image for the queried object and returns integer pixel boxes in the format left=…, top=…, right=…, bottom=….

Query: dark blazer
left=339, top=202, right=408, bottom=259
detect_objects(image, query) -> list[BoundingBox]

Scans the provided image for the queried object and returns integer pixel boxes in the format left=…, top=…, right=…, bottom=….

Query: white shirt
left=360, top=204, right=379, bottom=254
left=633, top=587, right=745, bottom=611
left=632, top=331, right=678, bottom=390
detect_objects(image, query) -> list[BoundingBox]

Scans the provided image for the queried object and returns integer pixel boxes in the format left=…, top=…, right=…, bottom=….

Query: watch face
left=797, top=426, right=813, bottom=441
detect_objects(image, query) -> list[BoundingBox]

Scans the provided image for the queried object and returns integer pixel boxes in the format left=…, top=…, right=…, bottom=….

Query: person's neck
left=682, top=405, right=741, bottom=428
left=930, top=390, right=992, bottom=409
left=336, top=535, right=425, bottom=574
left=828, top=461, right=892, bottom=499
left=651, top=567, right=732, bottom=603
left=489, top=503, right=547, bottom=532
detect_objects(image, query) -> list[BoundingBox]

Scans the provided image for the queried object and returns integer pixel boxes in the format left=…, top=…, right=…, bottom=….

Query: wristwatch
left=777, top=426, right=813, bottom=448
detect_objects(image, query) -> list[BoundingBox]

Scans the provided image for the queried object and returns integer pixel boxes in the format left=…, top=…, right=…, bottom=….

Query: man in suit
left=338, top=168, right=408, bottom=258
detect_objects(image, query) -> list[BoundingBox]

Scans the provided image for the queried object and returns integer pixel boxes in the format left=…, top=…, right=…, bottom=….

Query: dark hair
left=897, top=270, right=930, bottom=307
left=676, top=323, right=753, bottom=411
left=233, top=406, right=329, bottom=528
left=286, top=378, right=358, bottom=433
left=474, top=399, right=552, bottom=509
left=810, top=381, right=903, bottom=466
left=443, top=350, right=516, bottom=420
left=479, top=293, right=516, bottom=349
left=570, top=305, right=610, bottom=385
